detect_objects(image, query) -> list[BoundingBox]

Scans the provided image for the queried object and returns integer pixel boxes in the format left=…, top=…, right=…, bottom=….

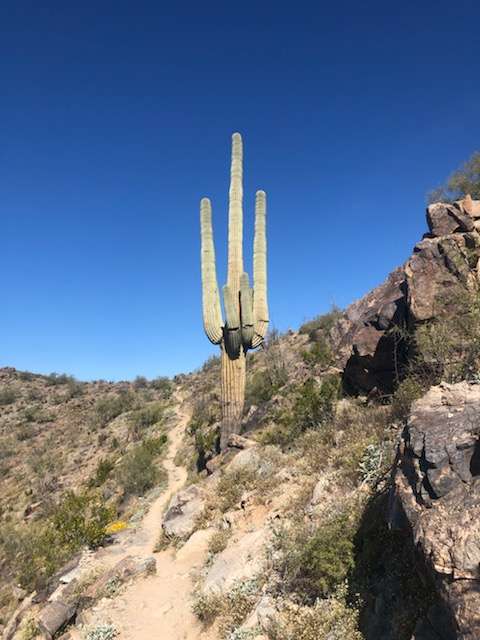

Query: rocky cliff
left=337, top=197, right=480, bottom=396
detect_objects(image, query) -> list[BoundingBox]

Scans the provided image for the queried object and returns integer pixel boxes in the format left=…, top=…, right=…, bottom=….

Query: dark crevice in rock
left=469, top=439, right=480, bottom=477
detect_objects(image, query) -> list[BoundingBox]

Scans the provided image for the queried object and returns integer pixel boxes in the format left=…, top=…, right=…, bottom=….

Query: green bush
left=44, top=372, right=76, bottom=386
left=192, top=579, right=260, bottom=636
left=0, top=386, right=17, bottom=406
left=264, top=376, right=341, bottom=448
left=268, top=591, right=363, bottom=640
left=302, top=335, right=334, bottom=368
left=216, top=467, right=257, bottom=512
left=0, top=490, right=114, bottom=591
left=429, top=150, right=480, bottom=202
left=128, top=402, right=164, bottom=439
left=299, top=306, right=342, bottom=337
left=133, top=375, right=148, bottom=389
left=22, top=405, right=53, bottom=423
left=245, top=370, right=280, bottom=409
left=116, top=440, right=166, bottom=496
left=150, top=376, right=173, bottom=398
left=88, top=457, right=116, bottom=488
left=274, top=512, right=355, bottom=602
left=391, top=376, right=425, bottom=422
left=94, top=391, right=135, bottom=427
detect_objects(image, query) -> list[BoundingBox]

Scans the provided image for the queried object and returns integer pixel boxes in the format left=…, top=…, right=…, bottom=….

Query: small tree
left=429, top=151, right=480, bottom=203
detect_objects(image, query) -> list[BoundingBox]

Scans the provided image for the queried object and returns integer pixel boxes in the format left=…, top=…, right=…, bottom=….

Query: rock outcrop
left=390, top=382, right=480, bottom=640
left=336, top=198, right=480, bottom=394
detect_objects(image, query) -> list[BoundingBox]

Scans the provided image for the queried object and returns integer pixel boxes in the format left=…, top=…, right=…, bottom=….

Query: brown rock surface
left=390, top=382, right=480, bottom=640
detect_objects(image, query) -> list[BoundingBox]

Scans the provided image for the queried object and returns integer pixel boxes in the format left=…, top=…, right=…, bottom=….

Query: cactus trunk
left=200, top=133, right=269, bottom=449
left=220, top=347, right=246, bottom=450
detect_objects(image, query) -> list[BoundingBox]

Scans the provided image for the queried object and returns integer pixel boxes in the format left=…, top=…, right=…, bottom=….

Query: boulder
left=390, top=382, right=480, bottom=639
left=459, top=195, right=480, bottom=219
left=227, top=433, right=256, bottom=449
left=162, top=484, right=206, bottom=540
left=405, top=233, right=479, bottom=322
left=201, top=527, right=268, bottom=595
left=37, top=600, right=76, bottom=639
left=82, top=555, right=156, bottom=602
left=426, top=202, right=474, bottom=237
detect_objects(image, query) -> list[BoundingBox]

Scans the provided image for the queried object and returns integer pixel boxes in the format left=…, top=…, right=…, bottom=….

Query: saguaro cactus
left=200, top=133, right=269, bottom=449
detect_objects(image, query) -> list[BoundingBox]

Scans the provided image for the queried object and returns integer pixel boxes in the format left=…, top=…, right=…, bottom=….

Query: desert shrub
left=44, top=372, right=76, bottom=386
left=86, top=624, right=119, bottom=640
left=94, top=391, right=135, bottom=427
left=88, top=457, right=116, bottom=488
left=51, top=490, right=115, bottom=550
left=22, top=404, right=54, bottom=423
left=150, top=376, right=173, bottom=398
left=16, top=424, right=35, bottom=441
left=216, top=467, right=257, bottom=512
left=358, top=443, right=388, bottom=485
left=201, top=354, right=221, bottom=373
left=273, top=512, right=355, bottom=603
left=208, top=528, right=231, bottom=556
left=302, top=335, right=334, bottom=368
left=0, top=491, right=114, bottom=591
left=193, top=579, right=260, bottom=636
left=0, top=386, right=17, bottom=405
left=264, top=376, right=341, bottom=448
left=429, top=150, right=480, bottom=202
left=133, top=375, right=148, bottom=389
left=245, top=371, right=279, bottom=408
left=267, top=590, right=362, bottom=640
left=192, top=591, right=223, bottom=625
left=299, top=306, right=342, bottom=337
left=142, top=433, right=168, bottom=455
left=116, top=440, right=166, bottom=496
left=128, top=402, right=164, bottom=439
left=16, top=613, right=39, bottom=640
left=410, top=288, right=480, bottom=386
left=17, top=370, right=35, bottom=381
left=391, top=375, right=425, bottom=422
left=291, top=376, right=340, bottom=431
left=65, top=378, right=85, bottom=398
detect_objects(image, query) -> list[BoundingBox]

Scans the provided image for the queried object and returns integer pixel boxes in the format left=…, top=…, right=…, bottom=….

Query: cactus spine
left=200, top=133, right=269, bottom=449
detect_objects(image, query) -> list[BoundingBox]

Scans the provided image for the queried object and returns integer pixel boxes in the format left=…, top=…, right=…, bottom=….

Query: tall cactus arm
left=227, top=132, right=244, bottom=291
left=240, top=272, right=254, bottom=349
left=223, top=284, right=242, bottom=358
left=200, top=197, right=224, bottom=344
left=252, top=190, right=269, bottom=348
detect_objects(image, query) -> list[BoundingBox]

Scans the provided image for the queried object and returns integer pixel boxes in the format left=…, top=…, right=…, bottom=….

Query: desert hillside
left=3, top=197, right=480, bottom=640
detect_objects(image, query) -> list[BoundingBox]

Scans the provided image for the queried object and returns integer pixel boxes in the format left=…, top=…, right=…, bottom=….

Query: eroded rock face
left=390, top=382, right=480, bottom=639
left=426, top=202, right=475, bottom=237
left=405, top=233, right=479, bottom=323
left=336, top=198, right=480, bottom=394
left=336, top=266, right=408, bottom=394
left=201, top=527, right=268, bottom=595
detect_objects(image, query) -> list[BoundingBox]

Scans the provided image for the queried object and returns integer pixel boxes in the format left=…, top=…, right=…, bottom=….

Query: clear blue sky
left=2, top=1, right=480, bottom=380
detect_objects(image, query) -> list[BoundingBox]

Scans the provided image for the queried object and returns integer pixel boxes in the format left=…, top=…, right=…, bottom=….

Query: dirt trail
left=83, top=392, right=216, bottom=640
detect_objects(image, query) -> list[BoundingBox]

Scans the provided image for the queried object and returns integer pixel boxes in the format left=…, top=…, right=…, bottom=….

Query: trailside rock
left=82, top=555, right=156, bottom=603
left=162, top=484, right=206, bottom=540
left=201, top=527, right=268, bottom=595
left=390, top=382, right=480, bottom=640
left=37, top=600, right=76, bottom=639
